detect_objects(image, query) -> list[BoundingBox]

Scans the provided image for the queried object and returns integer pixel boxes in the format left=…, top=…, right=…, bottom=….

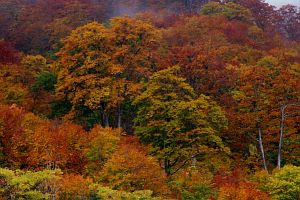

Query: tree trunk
left=162, top=132, right=171, bottom=175
left=164, top=159, right=171, bottom=176
left=104, top=113, right=109, bottom=128
left=277, top=105, right=285, bottom=169
left=117, top=104, right=122, bottom=129
left=192, top=155, right=196, bottom=167
left=257, top=124, right=268, bottom=172
left=277, top=103, right=300, bottom=169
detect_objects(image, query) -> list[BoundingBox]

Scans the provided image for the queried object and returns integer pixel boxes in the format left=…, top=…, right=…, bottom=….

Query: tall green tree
left=134, top=66, right=229, bottom=175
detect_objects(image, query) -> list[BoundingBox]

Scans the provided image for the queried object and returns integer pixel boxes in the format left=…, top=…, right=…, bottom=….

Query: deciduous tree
left=134, top=66, right=229, bottom=175
left=101, top=136, right=169, bottom=196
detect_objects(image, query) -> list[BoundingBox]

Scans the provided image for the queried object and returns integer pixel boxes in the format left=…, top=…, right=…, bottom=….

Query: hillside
left=0, top=0, right=299, bottom=199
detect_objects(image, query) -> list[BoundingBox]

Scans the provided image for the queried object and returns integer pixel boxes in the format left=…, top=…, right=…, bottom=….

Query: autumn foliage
left=0, top=0, right=299, bottom=199
left=101, top=136, right=170, bottom=196
left=214, top=169, right=270, bottom=200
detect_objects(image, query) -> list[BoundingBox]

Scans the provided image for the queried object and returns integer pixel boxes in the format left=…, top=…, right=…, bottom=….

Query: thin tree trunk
left=102, top=111, right=105, bottom=126
left=162, top=132, right=171, bottom=175
left=104, top=113, right=109, bottom=128
left=277, top=103, right=300, bottom=169
left=257, top=124, right=268, bottom=171
left=192, top=155, right=196, bottom=167
left=253, top=85, right=267, bottom=171
left=164, top=159, right=171, bottom=176
left=117, top=104, right=121, bottom=129
left=277, top=105, right=285, bottom=169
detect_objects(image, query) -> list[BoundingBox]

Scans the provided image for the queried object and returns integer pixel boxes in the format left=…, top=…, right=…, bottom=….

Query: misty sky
left=266, top=0, right=300, bottom=8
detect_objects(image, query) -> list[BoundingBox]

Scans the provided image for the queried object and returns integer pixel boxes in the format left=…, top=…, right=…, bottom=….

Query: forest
left=0, top=0, right=299, bottom=199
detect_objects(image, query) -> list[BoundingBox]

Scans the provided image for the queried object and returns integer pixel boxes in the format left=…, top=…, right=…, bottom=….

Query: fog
left=266, top=0, right=300, bottom=8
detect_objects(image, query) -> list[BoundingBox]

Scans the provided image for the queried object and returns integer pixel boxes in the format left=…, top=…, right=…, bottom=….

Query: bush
left=93, top=185, right=160, bottom=200
left=265, top=165, right=300, bottom=200
left=0, top=168, right=60, bottom=199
